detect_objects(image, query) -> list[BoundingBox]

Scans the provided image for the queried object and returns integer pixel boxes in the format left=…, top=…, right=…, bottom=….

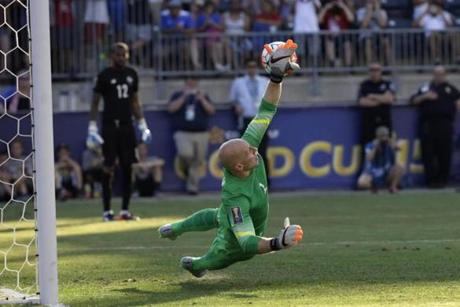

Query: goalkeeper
left=159, top=39, right=303, bottom=277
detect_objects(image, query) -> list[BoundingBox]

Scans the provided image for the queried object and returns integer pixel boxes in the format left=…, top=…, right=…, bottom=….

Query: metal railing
left=50, top=20, right=460, bottom=79
left=48, top=1, right=460, bottom=78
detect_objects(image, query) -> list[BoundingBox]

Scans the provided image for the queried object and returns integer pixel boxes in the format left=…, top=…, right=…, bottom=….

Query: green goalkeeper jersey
left=217, top=100, right=277, bottom=256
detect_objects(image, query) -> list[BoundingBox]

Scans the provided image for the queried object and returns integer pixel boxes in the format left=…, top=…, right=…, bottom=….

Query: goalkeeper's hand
left=265, top=39, right=300, bottom=83
left=138, top=118, right=152, bottom=144
left=86, top=121, right=104, bottom=149
left=271, top=217, right=303, bottom=250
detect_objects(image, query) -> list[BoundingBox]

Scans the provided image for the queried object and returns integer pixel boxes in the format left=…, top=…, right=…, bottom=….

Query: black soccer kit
left=411, top=82, right=460, bottom=187
left=358, top=79, right=395, bottom=145
left=94, top=66, right=139, bottom=211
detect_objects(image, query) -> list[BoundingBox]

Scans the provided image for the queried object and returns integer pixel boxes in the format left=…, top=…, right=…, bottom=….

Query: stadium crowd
left=45, top=0, right=460, bottom=74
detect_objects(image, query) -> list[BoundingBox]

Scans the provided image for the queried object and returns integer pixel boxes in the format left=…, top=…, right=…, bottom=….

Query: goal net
left=0, top=0, right=58, bottom=304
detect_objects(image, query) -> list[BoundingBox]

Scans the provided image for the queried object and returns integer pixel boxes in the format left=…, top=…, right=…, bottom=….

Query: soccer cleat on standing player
left=116, top=210, right=140, bottom=221
left=102, top=210, right=114, bottom=222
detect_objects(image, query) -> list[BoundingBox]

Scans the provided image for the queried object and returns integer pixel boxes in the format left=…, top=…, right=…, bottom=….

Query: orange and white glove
left=265, top=39, right=300, bottom=83
left=270, top=217, right=304, bottom=250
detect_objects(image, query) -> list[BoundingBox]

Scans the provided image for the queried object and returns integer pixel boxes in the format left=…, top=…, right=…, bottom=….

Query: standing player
left=159, top=40, right=303, bottom=277
left=87, top=42, right=152, bottom=221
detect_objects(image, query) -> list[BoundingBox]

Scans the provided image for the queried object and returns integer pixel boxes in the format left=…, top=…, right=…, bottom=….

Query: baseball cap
left=169, top=0, right=182, bottom=7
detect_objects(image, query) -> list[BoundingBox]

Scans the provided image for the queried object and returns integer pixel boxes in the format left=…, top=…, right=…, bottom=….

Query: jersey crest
left=231, top=207, right=243, bottom=224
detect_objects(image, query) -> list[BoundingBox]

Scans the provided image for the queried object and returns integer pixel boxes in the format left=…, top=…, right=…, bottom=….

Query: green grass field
left=2, top=191, right=460, bottom=306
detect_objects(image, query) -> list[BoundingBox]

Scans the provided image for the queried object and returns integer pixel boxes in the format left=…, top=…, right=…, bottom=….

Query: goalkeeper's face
left=218, top=139, right=258, bottom=175
left=240, top=144, right=259, bottom=171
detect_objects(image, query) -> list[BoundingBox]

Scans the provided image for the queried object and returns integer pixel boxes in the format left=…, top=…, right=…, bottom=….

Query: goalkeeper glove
left=265, top=39, right=300, bottom=84
left=138, top=118, right=152, bottom=144
left=86, top=121, right=104, bottom=149
left=270, top=217, right=303, bottom=250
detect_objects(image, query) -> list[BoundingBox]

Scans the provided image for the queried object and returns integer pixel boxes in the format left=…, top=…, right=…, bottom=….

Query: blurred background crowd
left=0, top=0, right=460, bottom=202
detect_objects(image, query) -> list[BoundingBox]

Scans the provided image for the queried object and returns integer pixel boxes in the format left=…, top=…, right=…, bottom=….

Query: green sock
left=172, top=208, right=218, bottom=236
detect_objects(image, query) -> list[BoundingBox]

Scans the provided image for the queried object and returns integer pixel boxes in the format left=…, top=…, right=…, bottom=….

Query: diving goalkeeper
left=159, top=39, right=303, bottom=278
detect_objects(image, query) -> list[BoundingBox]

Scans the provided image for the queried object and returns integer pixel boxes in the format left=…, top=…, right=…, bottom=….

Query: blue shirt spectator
left=161, top=1, right=193, bottom=33
left=357, top=126, right=404, bottom=193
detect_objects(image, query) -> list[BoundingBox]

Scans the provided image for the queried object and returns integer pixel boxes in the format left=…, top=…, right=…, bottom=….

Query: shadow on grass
left=109, top=279, right=260, bottom=306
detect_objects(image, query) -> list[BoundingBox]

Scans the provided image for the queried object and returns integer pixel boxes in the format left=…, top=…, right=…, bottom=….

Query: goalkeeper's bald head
left=218, top=139, right=259, bottom=177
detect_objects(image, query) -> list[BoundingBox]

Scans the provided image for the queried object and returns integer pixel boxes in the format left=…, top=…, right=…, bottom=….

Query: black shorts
left=102, top=123, right=137, bottom=167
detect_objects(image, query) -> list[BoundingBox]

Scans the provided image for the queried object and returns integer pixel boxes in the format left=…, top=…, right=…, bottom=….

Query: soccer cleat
left=116, top=210, right=140, bottom=221
left=102, top=210, right=114, bottom=222
left=180, top=256, right=207, bottom=278
left=159, top=224, right=177, bottom=240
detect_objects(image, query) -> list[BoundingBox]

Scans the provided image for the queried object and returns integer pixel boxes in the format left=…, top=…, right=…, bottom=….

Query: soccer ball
left=260, top=41, right=298, bottom=74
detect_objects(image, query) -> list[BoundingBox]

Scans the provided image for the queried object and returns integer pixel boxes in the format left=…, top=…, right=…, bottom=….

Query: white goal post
left=0, top=0, right=58, bottom=305
left=30, top=0, right=59, bottom=305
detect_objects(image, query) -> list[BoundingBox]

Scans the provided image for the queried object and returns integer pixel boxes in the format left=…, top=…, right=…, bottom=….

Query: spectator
left=160, top=0, right=198, bottom=70
left=356, top=0, right=391, bottom=65
left=0, top=152, right=12, bottom=202
left=132, top=143, right=164, bottom=197
left=252, top=1, right=282, bottom=32
left=223, top=0, right=251, bottom=69
left=167, top=78, right=215, bottom=195
left=55, top=143, right=82, bottom=200
left=127, top=0, right=153, bottom=66
left=415, top=2, right=453, bottom=63
left=251, top=1, right=282, bottom=53
left=5, top=139, right=33, bottom=199
left=0, top=71, right=30, bottom=115
left=292, top=0, right=321, bottom=59
left=412, top=0, right=429, bottom=22
left=319, top=0, right=354, bottom=67
left=229, top=59, right=271, bottom=186
left=410, top=66, right=460, bottom=188
left=358, top=63, right=396, bottom=148
left=148, top=0, right=163, bottom=26
left=196, top=0, right=227, bottom=71
left=84, top=0, right=110, bottom=70
left=81, top=146, right=104, bottom=199
left=107, top=0, right=126, bottom=41
left=52, top=0, right=75, bottom=74
left=357, top=126, right=404, bottom=193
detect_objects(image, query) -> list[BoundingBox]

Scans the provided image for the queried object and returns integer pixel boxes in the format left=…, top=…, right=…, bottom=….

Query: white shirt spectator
left=229, top=75, right=269, bottom=118
left=413, top=1, right=429, bottom=21
left=294, top=0, right=321, bottom=33
left=419, top=11, right=453, bottom=34
left=84, top=0, right=110, bottom=24
left=356, top=7, right=388, bottom=31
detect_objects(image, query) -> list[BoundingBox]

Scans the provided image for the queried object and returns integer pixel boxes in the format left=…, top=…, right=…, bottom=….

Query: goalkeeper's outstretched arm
left=227, top=199, right=303, bottom=255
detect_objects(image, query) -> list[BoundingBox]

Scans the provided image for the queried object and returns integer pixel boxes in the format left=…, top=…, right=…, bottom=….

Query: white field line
left=64, top=238, right=460, bottom=252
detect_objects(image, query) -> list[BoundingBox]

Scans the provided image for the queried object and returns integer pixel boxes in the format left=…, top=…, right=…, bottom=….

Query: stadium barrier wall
left=2, top=105, right=459, bottom=192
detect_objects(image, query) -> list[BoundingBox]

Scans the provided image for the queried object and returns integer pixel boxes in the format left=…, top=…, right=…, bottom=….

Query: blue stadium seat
left=381, top=0, right=411, bottom=10
left=445, top=0, right=460, bottom=10
left=388, top=18, right=413, bottom=29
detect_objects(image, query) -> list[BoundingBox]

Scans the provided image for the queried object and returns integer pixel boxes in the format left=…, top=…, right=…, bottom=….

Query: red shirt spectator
left=54, top=0, right=74, bottom=27
left=319, top=1, right=354, bottom=32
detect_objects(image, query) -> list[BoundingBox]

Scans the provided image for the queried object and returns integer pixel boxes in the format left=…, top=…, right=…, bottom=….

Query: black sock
left=102, top=169, right=113, bottom=212
left=121, top=164, right=132, bottom=211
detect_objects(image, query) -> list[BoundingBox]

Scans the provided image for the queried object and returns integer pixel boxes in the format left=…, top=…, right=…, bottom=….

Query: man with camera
left=357, top=126, right=404, bottom=193
left=168, top=78, right=215, bottom=195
